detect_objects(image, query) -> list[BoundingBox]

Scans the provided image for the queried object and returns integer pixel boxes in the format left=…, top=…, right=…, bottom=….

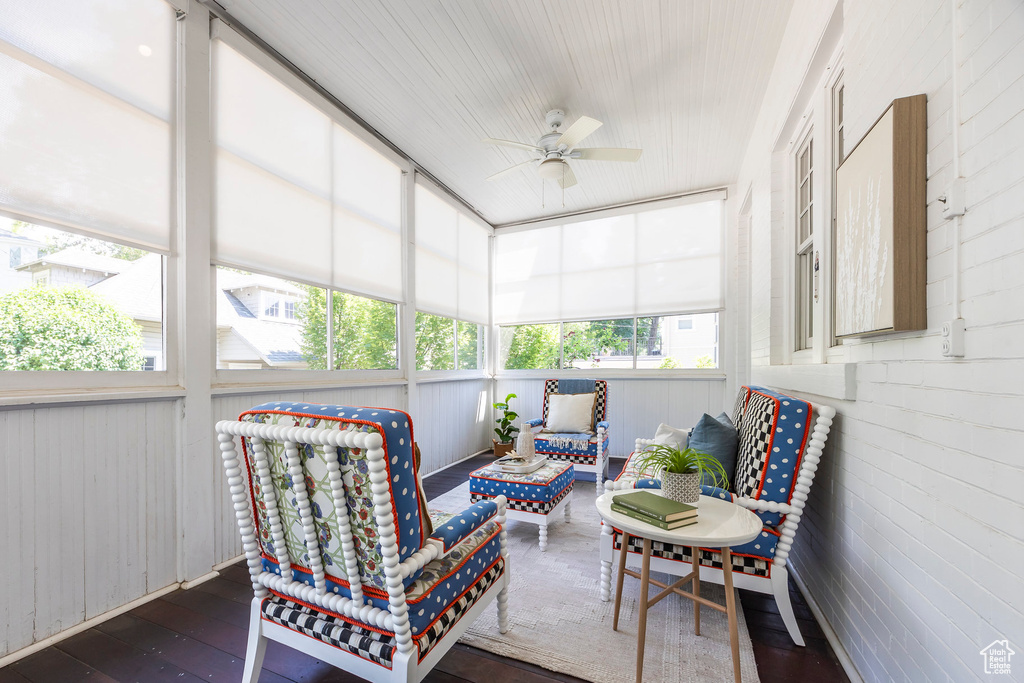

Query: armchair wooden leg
left=242, top=598, right=268, bottom=683
left=771, top=565, right=805, bottom=646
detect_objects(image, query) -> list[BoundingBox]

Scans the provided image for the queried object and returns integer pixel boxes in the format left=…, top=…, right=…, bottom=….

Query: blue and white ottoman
left=469, top=461, right=574, bottom=552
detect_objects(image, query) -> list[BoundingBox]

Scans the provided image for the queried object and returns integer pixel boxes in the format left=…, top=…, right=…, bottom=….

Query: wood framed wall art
left=834, top=94, right=926, bottom=337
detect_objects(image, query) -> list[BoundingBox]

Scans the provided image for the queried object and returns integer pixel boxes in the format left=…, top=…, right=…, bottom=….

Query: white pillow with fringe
left=546, top=392, right=596, bottom=433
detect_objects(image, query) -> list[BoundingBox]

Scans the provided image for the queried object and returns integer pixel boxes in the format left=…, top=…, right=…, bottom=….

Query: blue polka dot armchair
left=599, top=386, right=835, bottom=646
left=216, top=402, right=510, bottom=683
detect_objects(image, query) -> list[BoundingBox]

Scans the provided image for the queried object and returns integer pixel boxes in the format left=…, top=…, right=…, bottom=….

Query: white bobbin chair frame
left=599, top=403, right=835, bottom=646
left=217, top=419, right=510, bottom=683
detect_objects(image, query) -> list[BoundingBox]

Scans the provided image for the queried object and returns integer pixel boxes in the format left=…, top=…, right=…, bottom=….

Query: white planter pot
left=661, top=471, right=701, bottom=504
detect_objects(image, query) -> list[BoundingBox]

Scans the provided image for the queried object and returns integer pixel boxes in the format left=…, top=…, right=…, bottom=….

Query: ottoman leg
left=539, top=519, right=548, bottom=552
left=564, top=496, right=572, bottom=522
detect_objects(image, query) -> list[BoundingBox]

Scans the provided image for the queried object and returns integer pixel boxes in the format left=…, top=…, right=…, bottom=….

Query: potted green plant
left=492, top=393, right=520, bottom=458
left=633, top=444, right=729, bottom=504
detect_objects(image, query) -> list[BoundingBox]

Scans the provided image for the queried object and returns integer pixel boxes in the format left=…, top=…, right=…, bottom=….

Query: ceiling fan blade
left=574, top=147, right=643, bottom=162
left=482, top=137, right=543, bottom=153
left=557, top=162, right=577, bottom=189
left=556, top=116, right=602, bottom=149
left=486, top=159, right=536, bottom=181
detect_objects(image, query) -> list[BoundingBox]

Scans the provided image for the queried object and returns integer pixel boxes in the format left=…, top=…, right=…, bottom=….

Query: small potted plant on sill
left=492, top=393, right=520, bottom=458
left=633, top=444, right=729, bottom=504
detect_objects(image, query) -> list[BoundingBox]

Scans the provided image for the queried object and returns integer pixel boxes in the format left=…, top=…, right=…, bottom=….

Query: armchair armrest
left=701, top=484, right=735, bottom=501
left=596, top=420, right=609, bottom=431
left=634, top=437, right=655, bottom=453
left=427, top=500, right=499, bottom=554
left=525, top=418, right=544, bottom=428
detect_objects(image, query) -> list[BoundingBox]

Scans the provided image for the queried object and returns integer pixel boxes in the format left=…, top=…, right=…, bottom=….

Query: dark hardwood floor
left=1, top=454, right=850, bottom=683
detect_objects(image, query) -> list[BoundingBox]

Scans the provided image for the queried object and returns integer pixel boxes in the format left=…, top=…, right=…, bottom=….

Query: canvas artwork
left=835, top=107, right=896, bottom=337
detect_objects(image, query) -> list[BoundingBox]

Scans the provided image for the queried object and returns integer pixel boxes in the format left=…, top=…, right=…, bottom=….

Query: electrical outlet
left=941, top=319, right=965, bottom=357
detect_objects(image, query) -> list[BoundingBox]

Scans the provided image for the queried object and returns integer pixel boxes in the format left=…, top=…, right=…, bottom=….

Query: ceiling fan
left=483, top=109, right=642, bottom=189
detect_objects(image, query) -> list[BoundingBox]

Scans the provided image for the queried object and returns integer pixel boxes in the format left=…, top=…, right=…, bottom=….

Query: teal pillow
left=689, top=412, right=738, bottom=489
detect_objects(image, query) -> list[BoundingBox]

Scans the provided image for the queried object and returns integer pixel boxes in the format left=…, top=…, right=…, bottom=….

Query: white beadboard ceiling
left=213, top=0, right=793, bottom=226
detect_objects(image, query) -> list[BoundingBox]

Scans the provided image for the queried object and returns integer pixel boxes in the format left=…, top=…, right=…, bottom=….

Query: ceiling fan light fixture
left=537, top=158, right=567, bottom=180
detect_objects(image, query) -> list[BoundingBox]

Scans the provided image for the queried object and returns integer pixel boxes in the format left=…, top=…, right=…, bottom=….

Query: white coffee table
left=595, top=491, right=762, bottom=683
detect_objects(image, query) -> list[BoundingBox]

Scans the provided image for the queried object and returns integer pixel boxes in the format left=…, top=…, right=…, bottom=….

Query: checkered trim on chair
left=544, top=451, right=598, bottom=464
left=472, top=481, right=572, bottom=514
left=414, top=558, right=504, bottom=660
left=613, top=531, right=770, bottom=578
left=734, top=390, right=776, bottom=498
left=732, top=387, right=750, bottom=433
left=541, top=379, right=608, bottom=426
left=261, top=595, right=396, bottom=668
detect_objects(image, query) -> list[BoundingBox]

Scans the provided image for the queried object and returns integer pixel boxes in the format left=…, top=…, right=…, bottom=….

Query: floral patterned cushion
left=241, top=403, right=428, bottom=597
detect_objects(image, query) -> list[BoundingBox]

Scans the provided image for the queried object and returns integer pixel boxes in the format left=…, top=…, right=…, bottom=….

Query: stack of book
left=611, top=490, right=698, bottom=530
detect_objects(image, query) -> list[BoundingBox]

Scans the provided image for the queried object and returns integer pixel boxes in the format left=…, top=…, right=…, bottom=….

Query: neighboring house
left=0, top=227, right=44, bottom=293
left=15, top=248, right=124, bottom=288
left=12, top=249, right=307, bottom=371
left=89, top=254, right=165, bottom=371
left=215, top=269, right=306, bottom=369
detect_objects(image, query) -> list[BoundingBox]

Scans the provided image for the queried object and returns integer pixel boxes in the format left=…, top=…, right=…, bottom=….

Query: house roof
left=0, top=228, right=44, bottom=247
left=89, top=253, right=163, bottom=323
left=16, top=248, right=126, bottom=275
left=216, top=268, right=303, bottom=296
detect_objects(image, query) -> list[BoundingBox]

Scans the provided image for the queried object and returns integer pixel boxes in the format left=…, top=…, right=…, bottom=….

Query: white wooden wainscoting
left=415, top=378, right=492, bottom=472
left=0, top=400, right=179, bottom=657
left=494, top=377, right=727, bottom=457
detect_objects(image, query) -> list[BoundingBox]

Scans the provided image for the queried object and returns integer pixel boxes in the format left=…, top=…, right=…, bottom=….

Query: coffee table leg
left=635, top=538, right=652, bottom=683
left=692, top=545, right=701, bottom=636
left=564, top=496, right=572, bottom=522
left=539, top=519, right=548, bottom=552
left=613, top=531, right=629, bottom=630
left=722, top=546, right=741, bottom=683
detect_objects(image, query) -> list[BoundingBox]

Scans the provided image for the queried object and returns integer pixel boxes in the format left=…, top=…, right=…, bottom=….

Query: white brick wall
left=733, top=0, right=1024, bottom=680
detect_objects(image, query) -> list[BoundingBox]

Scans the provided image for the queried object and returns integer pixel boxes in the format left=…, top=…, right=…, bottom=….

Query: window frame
left=794, top=129, right=815, bottom=353
left=783, top=46, right=844, bottom=366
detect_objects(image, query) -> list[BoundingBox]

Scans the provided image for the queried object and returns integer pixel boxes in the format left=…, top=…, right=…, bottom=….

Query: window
left=499, top=313, right=719, bottom=371
left=637, top=313, right=718, bottom=369
left=795, top=133, right=814, bottom=351
left=211, top=31, right=403, bottom=305
left=414, top=182, right=491, bottom=327
left=216, top=267, right=397, bottom=371
left=499, top=323, right=560, bottom=370
left=0, top=223, right=164, bottom=371
left=562, top=318, right=634, bottom=369
left=456, top=320, right=482, bottom=370
left=415, top=312, right=483, bottom=371
left=494, top=197, right=724, bottom=325
left=0, top=0, right=174, bottom=381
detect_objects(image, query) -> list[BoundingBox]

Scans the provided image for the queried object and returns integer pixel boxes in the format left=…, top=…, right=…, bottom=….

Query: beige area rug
left=429, top=480, right=761, bottom=683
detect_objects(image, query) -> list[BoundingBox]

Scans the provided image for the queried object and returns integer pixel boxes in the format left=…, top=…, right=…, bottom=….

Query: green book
left=612, top=490, right=697, bottom=522
left=611, top=503, right=698, bottom=530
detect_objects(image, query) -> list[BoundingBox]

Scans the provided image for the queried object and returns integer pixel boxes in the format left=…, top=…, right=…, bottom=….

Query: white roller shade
left=0, top=0, right=175, bottom=252
left=494, top=197, right=723, bottom=324
left=212, top=36, right=403, bottom=301
left=414, top=182, right=490, bottom=324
